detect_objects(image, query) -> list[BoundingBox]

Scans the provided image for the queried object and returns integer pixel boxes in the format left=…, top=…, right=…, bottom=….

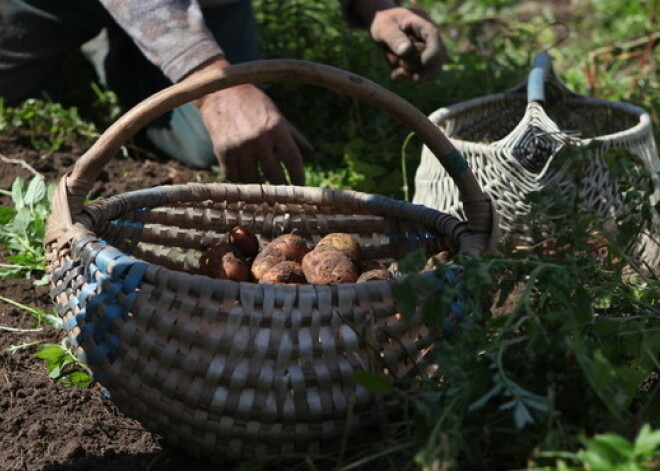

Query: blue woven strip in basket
left=60, top=243, right=148, bottom=384
left=107, top=206, right=148, bottom=254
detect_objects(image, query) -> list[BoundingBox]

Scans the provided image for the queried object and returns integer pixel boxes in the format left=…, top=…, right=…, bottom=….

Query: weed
left=0, top=175, right=56, bottom=285
left=1, top=294, right=92, bottom=389
left=34, top=340, right=94, bottom=389
left=0, top=295, right=61, bottom=329
left=531, top=423, right=660, bottom=470
left=386, top=169, right=660, bottom=469
left=0, top=97, right=96, bottom=152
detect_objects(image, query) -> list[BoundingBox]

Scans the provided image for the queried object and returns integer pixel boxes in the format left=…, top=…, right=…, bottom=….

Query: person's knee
left=145, top=103, right=216, bottom=169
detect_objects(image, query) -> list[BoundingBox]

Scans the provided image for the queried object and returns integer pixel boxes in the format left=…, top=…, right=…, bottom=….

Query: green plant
left=0, top=175, right=56, bottom=284
left=387, top=204, right=660, bottom=471
left=0, top=295, right=61, bottom=329
left=1, top=295, right=92, bottom=389
left=531, top=424, right=660, bottom=471
left=0, top=97, right=96, bottom=152
left=34, top=340, right=94, bottom=389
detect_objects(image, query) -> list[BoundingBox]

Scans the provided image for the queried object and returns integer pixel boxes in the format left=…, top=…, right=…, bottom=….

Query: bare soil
left=0, top=135, right=228, bottom=471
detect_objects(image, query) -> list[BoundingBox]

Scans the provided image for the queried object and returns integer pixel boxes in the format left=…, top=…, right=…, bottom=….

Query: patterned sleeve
left=99, top=0, right=224, bottom=82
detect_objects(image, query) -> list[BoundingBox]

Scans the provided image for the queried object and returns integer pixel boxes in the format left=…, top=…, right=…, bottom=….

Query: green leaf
left=0, top=205, right=16, bottom=224
left=577, top=449, right=616, bottom=471
left=633, top=424, right=660, bottom=457
left=512, top=400, right=534, bottom=429
left=59, top=371, right=93, bottom=389
left=11, top=176, right=25, bottom=209
left=23, top=176, right=46, bottom=206
left=35, top=344, right=68, bottom=363
left=353, top=369, right=395, bottom=395
left=48, top=364, right=63, bottom=379
left=580, top=433, right=634, bottom=464
left=469, top=382, right=503, bottom=411
left=12, top=208, right=31, bottom=236
left=393, top=276, right=420, bottom=319
left=396, top=248, right=428, bottom=274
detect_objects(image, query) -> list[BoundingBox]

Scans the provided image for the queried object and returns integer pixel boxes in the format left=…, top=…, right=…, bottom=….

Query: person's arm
left=343, top=0, right=447, bottom=82
left=99, top=0, right=223, bottom=82
left=99, top=0, right=312, bottom=185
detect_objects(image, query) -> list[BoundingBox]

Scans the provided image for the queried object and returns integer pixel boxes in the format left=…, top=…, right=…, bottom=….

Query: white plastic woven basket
left=414, top=52, right=660, bottom=268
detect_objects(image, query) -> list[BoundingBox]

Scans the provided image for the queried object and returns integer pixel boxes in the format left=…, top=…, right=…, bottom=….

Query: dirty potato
left=251, top=245, right=286, bottom=281
left=251, top=234, right=310, bottom=281
left=199, top=242, right=250, bottom=281
left=265, top=233, right=310, bottom=263
left=259, top=261, right=307, bottom=285
left=228, top=225, right=260, bottom=258
left=302, top=249, right=359, bottom=284
left=357, top=268, right=393, bottom=283
left=315, top=233, right=362, bottom=262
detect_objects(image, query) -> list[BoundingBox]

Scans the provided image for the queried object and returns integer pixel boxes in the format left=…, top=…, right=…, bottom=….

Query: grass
left=0, top=0, right=658, bottom=469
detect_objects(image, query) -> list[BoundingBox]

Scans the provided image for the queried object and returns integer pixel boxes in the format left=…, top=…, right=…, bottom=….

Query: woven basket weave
left=414, top=52, right=660, bottom=268
left=45, top=60, right=496, bottom=461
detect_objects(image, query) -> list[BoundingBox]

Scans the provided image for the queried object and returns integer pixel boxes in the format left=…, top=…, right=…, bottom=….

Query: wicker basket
left=414, top=52, right=660, bottom=267
left=45, top=60, right=496, bottom=461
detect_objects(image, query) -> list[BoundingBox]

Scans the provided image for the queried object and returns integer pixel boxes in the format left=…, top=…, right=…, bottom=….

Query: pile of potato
left=198, top=226, right=394, bottom=285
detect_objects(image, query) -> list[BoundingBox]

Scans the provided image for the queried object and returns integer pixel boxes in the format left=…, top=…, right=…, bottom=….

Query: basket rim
left=426, top=85, right=652, bottom=147
left=80, top=182, right=465, bottom=222
left=68, top=182, right=468, bottom=293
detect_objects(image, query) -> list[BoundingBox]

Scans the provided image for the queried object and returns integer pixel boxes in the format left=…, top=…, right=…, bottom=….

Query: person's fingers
left=384, top=51, right=400, bottom=69
left=274, top=124, right=306, bottom=186
left=289, top=124, right=314, bottom=156
left=254, top=138, right=287, bottom=185
left=419, top=31, right=445, bottom=66
left=411, top=22, right=445, bottom=81
left=231, top=143, right=262, bottom=183
left=390, top=66, right=412, bottom=81
left=220, top=149, right=239, bottom=183
left=372, top=18, right=415, bottom=58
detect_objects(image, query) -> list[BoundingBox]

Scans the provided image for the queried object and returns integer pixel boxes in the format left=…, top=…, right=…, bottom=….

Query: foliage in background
left=533, top=424, right=660, bottom=470
left=255, top=0, right=658, bottom=199
left=0, top=0, right=655, bottom=199
left=0, top=98, right=96, bottom=153
left=0, top=179, right=94, bottom=389
left=383, top=143, right=660, bottom=470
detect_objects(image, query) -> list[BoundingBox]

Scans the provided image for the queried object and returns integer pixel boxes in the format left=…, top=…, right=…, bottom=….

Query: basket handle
left=527, top=51, right=553, bottom=103
left=53, top=59, right=495, bottom=249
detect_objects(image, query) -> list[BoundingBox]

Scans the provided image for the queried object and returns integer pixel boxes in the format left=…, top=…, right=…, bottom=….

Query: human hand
left=195, top=83, right=312, bottom=185
left=364, top=7, right=447, bottom=82
left=185, top=57, right=312, bottom=185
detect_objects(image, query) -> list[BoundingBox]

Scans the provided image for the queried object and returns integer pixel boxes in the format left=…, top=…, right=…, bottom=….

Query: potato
left=252, top=233, right=310, bottom=281
left=264, top=233, right=310, bottom=263
left=357, top=260, right=393, bottom=282
left=251, top=245, right=286, bottom=281
left=199, top=242, right=250, bottom=281
left=357, top=268, right=393, bottom=283
left=315, top=233, right=361, bottom=262
left=302, top=249, right=359, bottom=284
left=228, top=225, right=260, bottom=258
left=220, top=252, right=250, bottom=281
left=259, top=261, right=307, bottom=285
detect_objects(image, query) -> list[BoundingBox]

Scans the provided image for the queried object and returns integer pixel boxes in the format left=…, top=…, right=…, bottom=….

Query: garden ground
left=0, top=136, right=228, bottom=471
